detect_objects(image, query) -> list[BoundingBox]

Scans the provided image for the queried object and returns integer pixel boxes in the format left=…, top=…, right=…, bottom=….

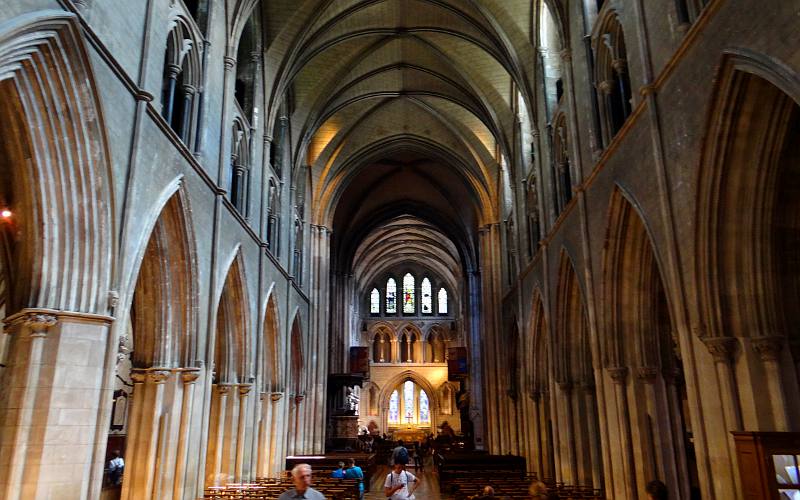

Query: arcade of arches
left=0, top=1, right=798, bottom=499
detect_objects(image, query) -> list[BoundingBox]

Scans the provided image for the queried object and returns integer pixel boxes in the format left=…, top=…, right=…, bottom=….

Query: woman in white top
left=383, top=463, right=420, bottom=500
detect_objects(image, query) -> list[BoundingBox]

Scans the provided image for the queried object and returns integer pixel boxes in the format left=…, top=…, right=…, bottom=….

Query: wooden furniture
left=732, top=431, right=800, bottom=500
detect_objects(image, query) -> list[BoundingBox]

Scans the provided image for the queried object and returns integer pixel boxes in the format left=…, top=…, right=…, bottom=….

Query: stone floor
left=364, top=462, right=453, bottom=500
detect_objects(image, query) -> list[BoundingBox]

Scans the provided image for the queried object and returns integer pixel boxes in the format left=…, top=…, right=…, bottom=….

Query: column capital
left=559, top=48, right=572, bottom=63
left=271, top=391, right=284, bottom=402
left=607, top=366, right=628, bottom=384
left=223, top=56, right=236, bottom=71
left=751, top=336, right=784, bottom=362
left=22, top=312, right=58, bottom=337
left=597, top=79, right=614, bottom=94
left=181, top=369, right=201, bottom=384
left=701, top=336, right=739, bottom=364
left=217, top=384, right=233, bottom=395
left=238, top=384, right=253, bottom=396
left=636, top=366, right=658, bottom=384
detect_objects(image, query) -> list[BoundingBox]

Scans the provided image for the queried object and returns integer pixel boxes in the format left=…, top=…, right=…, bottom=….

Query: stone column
left=608, top=366, right=636, bottom=499
left=700, top=336, right=742, bottom=431
left=206, top=384, right=230, bottom=486
left=664, top=366, right=690, bottom=500
left=558, top=382, right=578, bottom=485
left=122, top=369, right=171, bottom=500
left=173, top=369, right=200, bottom=499
left=235, top=384, right=252, bottom=480
left=751, top=336, right=790, bottom=431
left=636, top=367, right=660, bottom=485
left=256, top=392, right=268, bottom=477
left=583, top=384, right=602, bottom=490
left=269, top=392, right=284, bottom=476
left=1, top=312, right=56, bottom=500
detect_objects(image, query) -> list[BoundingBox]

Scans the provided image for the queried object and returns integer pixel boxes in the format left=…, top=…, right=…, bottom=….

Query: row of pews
left=203, top=477, right=360, bottom=499
left=436, top=452, right=604, bottom=500
left=203, top=453, right=375, bottom=499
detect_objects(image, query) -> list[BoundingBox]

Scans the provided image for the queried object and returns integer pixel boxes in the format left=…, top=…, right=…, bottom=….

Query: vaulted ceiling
left=259, top=0, right=549, bottom=274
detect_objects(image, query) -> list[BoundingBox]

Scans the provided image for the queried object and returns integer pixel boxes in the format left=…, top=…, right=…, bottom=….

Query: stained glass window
left=438, top=287, right=448, bottom=314
left=389, top=390, right=399, bottom=424
left=404, top=380, right=415, bottom=422
left=419, top=390, right=430, bottom=424
left=421, top=278, right=432, bottom=314
left=370, top=288, right=380, bottom=314
left=403, top=273, right=415, bottom=313
left=386, top=278, right=397, bottom=313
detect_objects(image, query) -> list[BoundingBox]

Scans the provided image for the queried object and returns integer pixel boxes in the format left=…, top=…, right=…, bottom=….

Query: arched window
left=421, top=278, right=432, bottom=314
left=553, top=113, right=573, bottom=212
left=403, top=380, right=415, bottom=423
left=438, top=288, right=448, bottom=315
left=229, top=118, right=250, bottom=214
left=402, top=273, right=415, bottom=313
left=389, top=390, right=399, bottom=424
left=386, top=278, right=397, bottom=314
left=370, top=288, right=380, bottom=314
left=266, top=178, right=279, bottom=252
left=594, top=12, right=633, bottom=145
left=419, top=390, right=430, bottom=424
left=539, top=0, right=563, bottom=119
left=161, top=17, right=203, bottom=148
left=372, top=330, right=390, bottom=363
left=234, top=15, right=259, bottom=122
left=400, top=327, right=418, bottom=363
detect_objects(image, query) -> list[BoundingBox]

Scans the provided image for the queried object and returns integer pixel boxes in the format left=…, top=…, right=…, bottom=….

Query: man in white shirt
left=383, top=463, right=419, bottom=500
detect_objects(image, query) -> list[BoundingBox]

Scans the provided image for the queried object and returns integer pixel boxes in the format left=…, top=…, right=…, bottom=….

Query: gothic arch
left=0, top=11, right=113, bottom=315
left=129, top=184, right=199, bottom=368
left=602, top=186, right=697, bottom=497
left=262, top=287, right=281, bottom=390
left=215, top=250, right=251, bottom=383
left=696, top=50, right=800, bottom=431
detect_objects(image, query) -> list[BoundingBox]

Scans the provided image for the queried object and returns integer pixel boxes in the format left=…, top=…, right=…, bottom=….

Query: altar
left=392, top=427, right=430, bottom=443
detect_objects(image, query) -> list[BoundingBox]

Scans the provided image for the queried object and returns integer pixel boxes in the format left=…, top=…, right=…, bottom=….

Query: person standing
left=343, top=457, right=364, bottom=499
left=278, top=464, right=325, bottom=500
left=384, top=463, right=420, bottom=500
left=392, top=439, right=410, bottom=466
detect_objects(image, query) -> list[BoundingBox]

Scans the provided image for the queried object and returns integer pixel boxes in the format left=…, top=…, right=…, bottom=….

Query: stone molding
left=607, top=366, right=629, bottom=384
left=751, top=336, right=784, bottom=362
left=701, top=336, right=739, bottom=364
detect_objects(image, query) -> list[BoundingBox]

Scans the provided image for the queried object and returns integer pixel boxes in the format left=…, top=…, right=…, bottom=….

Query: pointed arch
left=0, top=11, right=113, bottom=315
left=130, top=186, right=198, bottom=368
left=215, top=250, right=251, bottom=383
left=555, top=250, right=591, bottom=385
left=290, top=312, right=305, bottom=397
left=262, top=286, right=281, bottom=390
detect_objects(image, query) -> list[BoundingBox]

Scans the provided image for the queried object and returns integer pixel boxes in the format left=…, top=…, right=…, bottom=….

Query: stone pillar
left=751, top=336, right=789, bottom=431
left=122, top=369, right=171, bottom=500
left=206, top=384, right=230, bottom=486
left=269, top=392, right=284, bottom=476
left=635, top=367, right=660, bottom=485
left=235, top=384, right=252, bottom=480
left=664, top=367, right=690, bottom=500
left=608, top=366, right=636, bottom=499
left=173, top=369, right=200, bottom=499
left=256, top=392, right=268, bottom=477
left=583, top=385, right=602, bottom=490
left=700, top=336, right=742, bottom=431
left=558, top=382, right=578, bottom=485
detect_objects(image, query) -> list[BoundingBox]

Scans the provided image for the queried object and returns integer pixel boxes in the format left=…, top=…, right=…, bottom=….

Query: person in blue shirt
left=331, top=461, right=346, bottom=479
left=343, top=457, right=365, bottom=499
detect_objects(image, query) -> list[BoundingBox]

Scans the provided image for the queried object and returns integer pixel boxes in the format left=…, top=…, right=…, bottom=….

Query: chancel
left=0, top=1, right=798, bottom=499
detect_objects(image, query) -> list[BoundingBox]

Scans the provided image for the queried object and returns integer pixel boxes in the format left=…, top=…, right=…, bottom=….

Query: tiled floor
left=364, top=463, right=453, bottom=500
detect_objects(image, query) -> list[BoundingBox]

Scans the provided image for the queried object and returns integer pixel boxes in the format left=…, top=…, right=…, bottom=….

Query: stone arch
left=129, top=186, right=199, bottom=368
left=554, top=250, right=602, bottom=490
left=379, top=370, right=440, bottom=430
left=696, top=50, right=800, bottom=432
left=527, top=290, right=556, bottom=481
left=0, top=11, right=113, bottom=316
left=262, top=287, right=281, bottom=390
left=426, top=324, right=447, bottom=363
left=592, top=8, right=633, bottom=144
left=215, top=250, right=251, bottom=384
left=371, top=324, right=393, bottom=363
left=603, top=186, right=697, bottom=498
left=398, top=324, right=422, bottom=363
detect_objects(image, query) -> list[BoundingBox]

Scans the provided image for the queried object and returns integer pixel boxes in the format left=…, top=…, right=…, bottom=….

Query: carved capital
left=597, top=79, right=614, bottom=94
left=223, top=56, right=236, bottom=71
left=751, top=336, right=784, bottom=362
left=238, top=384, right=253, bottom=396
left=611, top=58, right=628, bottom=73
left=147, top=370, right=171, bottom=384
left=607, top=366, right=628, bottom=384
left=636, top=366, right=658, bottom=384
left=271, top=392, right=284, bottom=402
left=701, top=336, right=738, bottom=364
left=217, top=384, right=232, bottom=396
left=181, top=370, right=200, bottom=384
left=559, top=49, right=572, bottom=63
left=23, top=313, right=58, bottom=337
left=131, top=371, right=147, bottom=384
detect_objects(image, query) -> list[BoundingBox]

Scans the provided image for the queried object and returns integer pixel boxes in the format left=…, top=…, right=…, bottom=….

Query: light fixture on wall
left=1, top=209, right=11, bottom=219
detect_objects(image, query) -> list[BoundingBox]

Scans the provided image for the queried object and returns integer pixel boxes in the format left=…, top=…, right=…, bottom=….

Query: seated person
left=343, top=458, right=365, bottom=499
left=331, top=461, right=346, bottom=479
